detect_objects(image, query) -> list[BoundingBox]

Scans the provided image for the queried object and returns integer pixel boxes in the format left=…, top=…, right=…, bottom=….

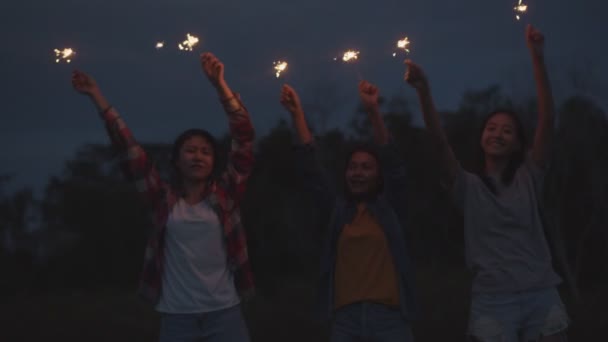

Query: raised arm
left=280, top=84, right=335, bottom=209
left=405, top=60, right=459, bottom=188
left=526, top=25, right=555, bottom=168
left=358, top=80, right=389, bottom=145
left=280, top=84, right=313, bottom=145
left=358, top=80, right=408, bottom=208
left=71, top=70, right=165, bottom=209
left=200, top=53, right=255, bottom=205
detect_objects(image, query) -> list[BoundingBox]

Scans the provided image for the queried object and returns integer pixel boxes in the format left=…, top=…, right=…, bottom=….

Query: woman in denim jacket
left=280, top=81, right=417, bottom=342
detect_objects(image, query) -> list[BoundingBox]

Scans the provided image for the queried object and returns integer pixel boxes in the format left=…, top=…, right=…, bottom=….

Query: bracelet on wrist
left=99, top=105, right=113, bottom=115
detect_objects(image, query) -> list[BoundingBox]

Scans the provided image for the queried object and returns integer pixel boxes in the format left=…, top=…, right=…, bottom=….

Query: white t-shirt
left=156, top=198, right=240, bottom=313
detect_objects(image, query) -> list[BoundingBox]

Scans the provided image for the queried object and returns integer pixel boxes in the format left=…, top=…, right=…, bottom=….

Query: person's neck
left=484, top=156, right=509, bottom=179
left=347, top=191, right=377, bottom=204
left=182, top=180, right=207, bottom=205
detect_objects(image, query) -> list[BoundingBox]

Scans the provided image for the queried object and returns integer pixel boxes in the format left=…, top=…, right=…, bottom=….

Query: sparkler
left=54, top=48, right=75, bottom=64
left=392, top=37, right=411, bottom=57
left=514, top=0, right=528, bottom=21
left=273, top=60, right=288, bottom=78
left=155, top=41, right=165, bottom=49
left=178, top=33, right=200, bottom=51
left=334, top=49, right=363, bottom=80
left=341, top=50, right=360, bottom=62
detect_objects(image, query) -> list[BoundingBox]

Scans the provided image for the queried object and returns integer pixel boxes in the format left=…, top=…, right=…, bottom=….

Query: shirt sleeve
left=101, top=107, right=167, bottom=212
left=521, top=150, right=546, bottom=194
left=216, top=94, right=255, bottom=207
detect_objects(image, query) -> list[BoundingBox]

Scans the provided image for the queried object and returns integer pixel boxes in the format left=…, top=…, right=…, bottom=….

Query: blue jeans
left=159, top=304, right=250, bottom=342
left=331, top=302, right=414, bottom=342
left=467, top=287, right=570, bottom=342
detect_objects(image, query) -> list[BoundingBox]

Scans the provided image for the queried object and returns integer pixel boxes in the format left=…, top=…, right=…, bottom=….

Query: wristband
left=100, top=105, right=113, bottom=115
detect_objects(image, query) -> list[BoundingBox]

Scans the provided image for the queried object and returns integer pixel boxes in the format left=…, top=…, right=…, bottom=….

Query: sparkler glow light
left=514, top=0, right=528, bottom=21
left=393, top=37, right=411, bottom=57
left=155, top=41, right=165, bottom=49
left=341, top=50, right=360, bottom=62
left=178, top=33, right=200, bottom=51
left=273, top=61, right=288, bottom=78
left=54, top=48, right=75, bottom=64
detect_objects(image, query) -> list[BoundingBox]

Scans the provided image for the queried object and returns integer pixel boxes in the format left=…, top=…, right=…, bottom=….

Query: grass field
left=2, top=267, right=605, bottom=341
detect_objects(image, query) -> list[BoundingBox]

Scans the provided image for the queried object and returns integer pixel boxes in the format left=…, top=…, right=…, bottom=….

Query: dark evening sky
left=1, top=0, right=606, bottom=195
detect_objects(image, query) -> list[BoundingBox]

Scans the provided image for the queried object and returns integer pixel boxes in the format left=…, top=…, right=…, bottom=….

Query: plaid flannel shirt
left=100, top=95, right=255, bottom=304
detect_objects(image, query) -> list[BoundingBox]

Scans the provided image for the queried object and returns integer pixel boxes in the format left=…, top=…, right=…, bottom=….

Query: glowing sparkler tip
left=513, top=0, right=528, bottom=20
left=53, top=48, right=76, bottom=64
left=394, top=36, right=411, bottom=56
left=178, top=33, right=200, bottom=52
left=342, top=50, right=360, bottom=62
left=155, top=41, right=165, bottom=49
left=273, top=60, right=288, bottom=78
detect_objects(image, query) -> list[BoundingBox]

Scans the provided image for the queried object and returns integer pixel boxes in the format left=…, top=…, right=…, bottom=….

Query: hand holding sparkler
left=72, top=70, right=100, bottom=96
left=201, top=52, right=226, bottom=88
left=280, top=84, right=312, bottom=144
left=404, top=60, right=429, bottom=92
left=359, top=80, right=389, bottom=144
left=358, top=80, right=380, bottom=112
left=71, top=70, right=111, bottom=113
left=280, top=84, right=304, bottom=116
left=201, top=52, right=240, bottom=107
left=526, top=25, right=545, bottom=60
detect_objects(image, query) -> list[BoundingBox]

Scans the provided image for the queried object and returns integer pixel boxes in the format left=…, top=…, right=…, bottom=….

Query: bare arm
left=280, top=84, right=335, bottom=209
left=527, top=25, right=555, bottom=167
left=358, top=80, right=389, bottom=145
left=405, top=60, right=459, bottom=188
left=281, top=84, right=313, bottom=144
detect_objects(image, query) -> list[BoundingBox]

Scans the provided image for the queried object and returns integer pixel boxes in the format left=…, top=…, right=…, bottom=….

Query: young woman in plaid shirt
left=72, top=52, right=255, bottom=342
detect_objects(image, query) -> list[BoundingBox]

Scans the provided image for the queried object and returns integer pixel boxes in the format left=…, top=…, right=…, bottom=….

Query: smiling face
left=174, top=135, right=215, bottom=183
left=345, top=151, right=380, bottom=197
left=481, top=112, right=522, bottom=159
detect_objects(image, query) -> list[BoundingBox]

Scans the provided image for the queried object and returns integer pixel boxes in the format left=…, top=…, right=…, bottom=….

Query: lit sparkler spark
left=178, top=33, right=200, bottom=51
left=155, top=41, right=165, bottom=49
left=514, top=0, right=528, bottom=21
left=393, top=37, right=411, bottom=57
left=341, top=50, right=360, bottom=62
left=273, top=60, right=288, bottom=78
left=54, top=48, right=75, bottom=64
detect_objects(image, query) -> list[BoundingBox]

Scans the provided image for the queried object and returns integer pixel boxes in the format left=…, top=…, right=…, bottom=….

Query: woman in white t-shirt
left=404, top=25, right=570, bottom=342
left=71, top=53, right=255, bottom=342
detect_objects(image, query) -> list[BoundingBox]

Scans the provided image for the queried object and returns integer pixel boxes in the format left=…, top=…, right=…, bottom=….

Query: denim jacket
left=294, top=142, right=417, bottom=321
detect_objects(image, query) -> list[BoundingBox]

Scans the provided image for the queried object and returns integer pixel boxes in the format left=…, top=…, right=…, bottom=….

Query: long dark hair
left=169, top=128, right=220, bottom=188
left=342, top=143, right=384, bottom=202
left=475, top=110, right=527, bottom=194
